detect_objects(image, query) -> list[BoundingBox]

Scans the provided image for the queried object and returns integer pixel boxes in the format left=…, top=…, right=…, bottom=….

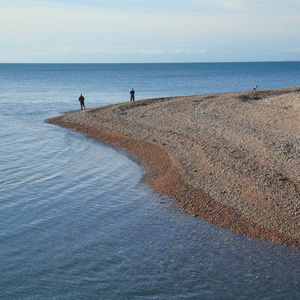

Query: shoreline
left=47, top=87, right=300, bottom=248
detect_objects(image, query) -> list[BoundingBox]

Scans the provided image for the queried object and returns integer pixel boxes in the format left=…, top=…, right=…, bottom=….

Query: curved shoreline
left=47, top=87, right=300, bottom=248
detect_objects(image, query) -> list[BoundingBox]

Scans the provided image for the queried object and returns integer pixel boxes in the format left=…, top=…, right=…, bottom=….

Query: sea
left=0, top=62, right=300, bottom=299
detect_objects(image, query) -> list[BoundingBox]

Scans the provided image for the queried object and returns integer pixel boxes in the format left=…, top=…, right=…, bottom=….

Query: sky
left=0, top=0, right=300, bottom=63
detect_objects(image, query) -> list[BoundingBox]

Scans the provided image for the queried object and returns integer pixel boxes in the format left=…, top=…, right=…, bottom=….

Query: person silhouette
left=130, top=88, right=135, bottom=101
left=78, top=94, right=85, bottom=110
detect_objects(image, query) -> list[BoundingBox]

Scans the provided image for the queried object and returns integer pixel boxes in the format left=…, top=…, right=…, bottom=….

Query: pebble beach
left=48, top=87, right=300, bottom=248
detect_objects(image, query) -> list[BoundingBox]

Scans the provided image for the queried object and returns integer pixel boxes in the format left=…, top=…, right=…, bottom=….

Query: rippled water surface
left=0, top=63, right=299, bottom=299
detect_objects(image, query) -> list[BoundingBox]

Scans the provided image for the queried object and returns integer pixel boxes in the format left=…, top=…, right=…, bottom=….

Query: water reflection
left=0, top=106, right=299, bottom=300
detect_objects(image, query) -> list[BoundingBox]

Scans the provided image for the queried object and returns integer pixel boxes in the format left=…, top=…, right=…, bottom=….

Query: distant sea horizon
left=1, top=60, right=299, bottom=63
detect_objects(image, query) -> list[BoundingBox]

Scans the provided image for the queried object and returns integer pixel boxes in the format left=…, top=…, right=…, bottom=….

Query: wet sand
left=47, top=87, right=300, bottom=248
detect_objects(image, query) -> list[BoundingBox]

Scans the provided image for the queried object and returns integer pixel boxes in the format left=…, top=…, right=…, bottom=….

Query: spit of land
left=48, top=87, right=300, bottom=248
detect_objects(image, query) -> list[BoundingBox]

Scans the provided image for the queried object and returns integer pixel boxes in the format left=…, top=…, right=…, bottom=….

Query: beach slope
left=47, top=87, right=300, bottom=247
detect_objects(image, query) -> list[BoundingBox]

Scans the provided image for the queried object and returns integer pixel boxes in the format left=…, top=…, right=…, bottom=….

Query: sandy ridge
left=47, top=87, right=300, bottom=247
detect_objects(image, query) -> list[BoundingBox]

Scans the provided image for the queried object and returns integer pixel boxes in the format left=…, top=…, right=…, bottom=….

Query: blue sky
left=1, top=0, right=300, bottom=63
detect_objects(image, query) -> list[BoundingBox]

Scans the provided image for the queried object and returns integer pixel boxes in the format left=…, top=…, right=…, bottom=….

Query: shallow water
left=0, top=63, right=299, bottom=299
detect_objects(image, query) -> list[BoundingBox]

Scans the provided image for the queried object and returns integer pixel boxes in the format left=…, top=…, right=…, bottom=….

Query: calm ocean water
left=0, top=62, right=299, bottom=299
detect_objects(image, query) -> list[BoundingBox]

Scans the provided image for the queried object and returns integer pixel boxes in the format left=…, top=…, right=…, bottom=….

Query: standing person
left=78, top=94, right=85, bottom=110
left=130, top=88, right=135, bottom=101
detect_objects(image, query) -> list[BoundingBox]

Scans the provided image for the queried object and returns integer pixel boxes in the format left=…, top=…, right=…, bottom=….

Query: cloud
left=0, top=0, right=299, bottom=62
left=174, top=49, right=206, bottom=54
left=286, top=48, right=300, bottom=53
left=130, top=49, right=206, bottom=55
left=75, top=48, right=206, bottom=56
